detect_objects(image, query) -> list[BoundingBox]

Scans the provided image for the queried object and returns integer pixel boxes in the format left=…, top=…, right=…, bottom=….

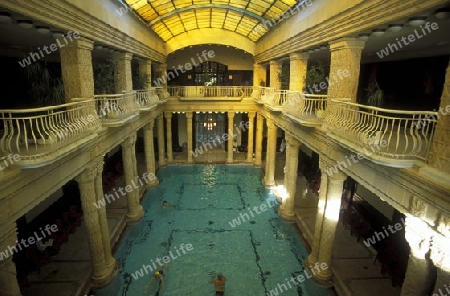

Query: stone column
left=138, top=58, right=152, bottom=89
left=114, top=52, right=133, bottom=92
left=246, top=112, right=256, bottom=163
left=77, top=166, right=110, bottom=286
left=253, top=63, right=267, bottom=87
left=263, top=120, right=276, bottom=186
left=430, top=220, right=450, bottom=296
left=59, top=38, right=94, bottom=102
left=269, top=60, right=282, bottom=89
left=401, top=216, right=435, bottom=296
left=0, top=223, right=21, bottom=296
left=143, top=119, right=159, bottom=187
left=289, top=52, right=309, bottom=91
left=428, top=60, right=450, bottom=175
left=186, top=112, right=193, bottom=163
left=121, top=134, right=144, bottom=222
left=254, top=114, right=264, bottom=166
left=327, top=38, right=365, bottom=102
left=157, top=114, right=166, bottom=166
left=155, top=63, right=167, bottom=86
left=279, top=134, right=301, bottom=222
left=227, top=111, right=234, bottom=163
left=165, top=112, right=173, bottom=162
left=93, top=160, right=117, bottom=275
left=306, top=161, right=346, bottom=282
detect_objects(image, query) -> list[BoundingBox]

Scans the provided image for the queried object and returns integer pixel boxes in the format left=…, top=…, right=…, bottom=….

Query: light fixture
left=358, top=33, right=370, bottom=41
left=308, top=49, right=314, bottom=53
left=108, top=48, right=114, bottom=53
left=388, top=24, right=403, bottom=32
left=36, top=26, right=50, bottom=35
left=320, top=44, right=327, bottom=50
left=314, top=47, right=320, bottom=52
left=0, top=12, right=12, bottom=23
left=17, top=20, right=33, bottom=29
left=94, top=45, right=103, bottom=50
left=435, top=8, right=450, bottom=20
left=371, top=29, right=385, bottom=37
left=52, top=31, right=64, bottom=39
left=408, top=16, right=427, bottom=27
left=228, top=75, right=233, bottom=80
left=187, top=74, right=192, bottom=80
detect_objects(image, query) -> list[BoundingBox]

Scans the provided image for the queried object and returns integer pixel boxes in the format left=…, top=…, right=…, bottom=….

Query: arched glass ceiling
left=124, top=0, right=302, bottom=42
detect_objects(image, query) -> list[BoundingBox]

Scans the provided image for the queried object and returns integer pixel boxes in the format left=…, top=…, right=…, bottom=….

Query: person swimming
left=210, top=273, right=226, bottom=295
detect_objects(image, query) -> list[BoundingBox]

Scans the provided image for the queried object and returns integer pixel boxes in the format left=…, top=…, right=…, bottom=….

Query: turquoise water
left=96, top=164, right=328, bottom=296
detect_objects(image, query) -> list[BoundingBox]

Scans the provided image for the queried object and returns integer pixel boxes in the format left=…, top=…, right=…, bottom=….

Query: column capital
left=430, top=233, right=450, bottom=272
left=227, top=111, right=234, bottom=118
left=290, top=52, right=310, bottom=61
left=404, top=216, right=432, bottom=258
left=122, top=134, right=137, bottom=148
left=247, top=111, right=256, bottom=119
left=144, top=119, right=155, bottom=131
left=257, top=113, right=264, bottom=120
left=114, top=52, right=133, bottom=61
left=329, top=37, right=366, bottom=51
left=285, top=133, right=301, bottom=149
left=59, top=37, right=94, bottom=50
left=266, top=119, right=276, bottom=130
left=269, top=59, right=282, bottom=66
left=185, top=111, right=193, bottom=119
left=138, top=58, right=152, bottom=66
left=319, top=159, right=346, bottom=181
left=164, top=111, right=173, bottom=118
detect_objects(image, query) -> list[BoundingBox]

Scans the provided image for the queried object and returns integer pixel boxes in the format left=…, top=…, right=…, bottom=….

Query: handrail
left=326, top=99, right=439, bottom=162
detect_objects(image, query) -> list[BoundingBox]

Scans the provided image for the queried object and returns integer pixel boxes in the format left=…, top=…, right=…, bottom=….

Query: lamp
left=36, top=26, right=50, bottom=35
left=94, top=45, right=103, bottom=50
left=408, top=16, right=427, bottom=27
left=52, top=31, right=64, bottom=39
left=358, top=33, right=370, bottom=41
left=435, top=8, right=450, bottom=20
left=187, top=74, right=192, bottom=80
left=0, top=12, right=12, bottom=23
left=320, top=44, right=327, bottom=50
left=17, top=20, right=33, bottom=29
left=314, top=47, right=320, bottom=52
left=388, top=24, right=403, bottom=32
left=371, top=29, right=385, bottom=37
left=308, top=49, right=314, bottom=53
left=228, top=75, right=233, bottom=80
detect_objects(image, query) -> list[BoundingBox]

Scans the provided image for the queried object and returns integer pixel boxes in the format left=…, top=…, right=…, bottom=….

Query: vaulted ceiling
left=123, top=0, right=300, bottom=42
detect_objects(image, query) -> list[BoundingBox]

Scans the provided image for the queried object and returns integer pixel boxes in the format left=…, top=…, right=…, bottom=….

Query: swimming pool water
left=95, top=164, right=329, bottom=296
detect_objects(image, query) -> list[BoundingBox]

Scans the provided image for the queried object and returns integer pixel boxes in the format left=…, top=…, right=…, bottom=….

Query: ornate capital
left=144, top=120, right=155, bottom=131
left=290, top=52, right=310, bottom=61
left=437, top=213, right=450, bottom=238
left=227, top=111, right=234, bottom=119
left=122, top=134, right=137, bottom=148
left=329, top=37, right=366, bottom=51
left=269, top=60, right=282, bottom=66
left=185, top=111, right=193, bottom=119
left=285, top=133, right=301, bottom=150
left=404, top=216, right=432, bottom=257
left=409, top=195, right=427, bottom=219
left=164, top=111, right=173, bottom=119
left=247, top=111, right=256, bottom=120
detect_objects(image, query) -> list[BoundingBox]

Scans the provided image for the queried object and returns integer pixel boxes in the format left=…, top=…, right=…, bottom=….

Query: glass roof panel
left=126, top=0, right=309, bottom=41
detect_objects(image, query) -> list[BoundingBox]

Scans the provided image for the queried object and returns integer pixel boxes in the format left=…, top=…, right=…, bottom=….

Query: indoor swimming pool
left=95, top=164, right=329, bottom=296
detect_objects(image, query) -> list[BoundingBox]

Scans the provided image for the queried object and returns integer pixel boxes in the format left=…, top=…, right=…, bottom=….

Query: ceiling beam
left=148, top=4, right=265, bottom=26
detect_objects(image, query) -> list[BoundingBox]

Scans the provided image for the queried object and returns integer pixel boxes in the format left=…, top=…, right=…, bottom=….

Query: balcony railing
left=264, top=90, right=292, bottom=111
left=155, top=87, right=170, bottom=101
left=282, top=93, right=329, bottom=126
left=135, top=89, right=160, bottom=111
left=252, top=87, right=275, bottom=104
left=326, top=99, right=439, bottom=167
left=94, top=92, right=138, bottom=126
left=0, top=99, right=100, bottom=167
left=173, top=86, right=247, bottom=100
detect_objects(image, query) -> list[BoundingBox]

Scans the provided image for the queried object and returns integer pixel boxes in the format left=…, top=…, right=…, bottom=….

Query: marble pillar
left=246, top=112, right=256, bottom=163
left=254, top=114, right=264, bottom=166
left=253, top=63, right=267, bottom=87
left=289, top=52, right=309, bottom=91
left=270, top=60, right=282, bottom=89
left=227, top=111, right=234, bottom=163
left=279, top=134, right=301, bottom=222
left=186, top=112, right=194, bottom=163
left=121, top=134, right=144, bottom=222
left=157, top=114, right=166, bottom=166
left=430, top=225, right=450, bottom=296
left=165, top=112, right=173, bottom=162
left=306, top=161, right=346, bottom=282
left=401, top=216, right=435, bottom=296
left=327, top=38, right=365, bottom=102
left=114, top=52, right=133, bottom=93
left=138, top=58, right=152, bottom=89
left=263, top=120, right=276, bottom=186
left=0, top=223, right=21, bottom=296
left=59, top=38, right=94, bottom=102
left=143, top=119, right=159, bottom=187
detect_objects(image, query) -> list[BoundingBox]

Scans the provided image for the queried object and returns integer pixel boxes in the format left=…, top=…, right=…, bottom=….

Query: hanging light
left=388, top=24, right=403, bottom=32
left=0, top=12, right=12, bottom=24
left=371, top=29, right=385, bottom=37
left=408, top=16, right=427, bottom=27
left=17, top=20, right=33, bottom=29
left=36, top=26, right=50, bottom=35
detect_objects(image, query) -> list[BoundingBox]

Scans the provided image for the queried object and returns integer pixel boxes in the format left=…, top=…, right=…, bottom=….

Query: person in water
left=143, top=264, right=167, bottom=292
left=210, top=273, right=226, bottom=295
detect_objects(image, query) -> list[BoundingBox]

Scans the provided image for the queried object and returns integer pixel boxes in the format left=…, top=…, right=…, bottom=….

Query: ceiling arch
left=123, top=0, right=300, bottom=42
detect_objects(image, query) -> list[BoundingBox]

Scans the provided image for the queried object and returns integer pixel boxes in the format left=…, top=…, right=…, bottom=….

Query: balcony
left=174, top=86, right=250, bottom=101
left=135, top=88, right=164, bottom=111
left=252, top=87, right=275, bottom=104
left=0, top=99, right=100, bottom=168
left=325, top=99, right=438, bottom=167
left=94, top=92, right=139, bottom=126
left=282, top=93, right=328, bottom=127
